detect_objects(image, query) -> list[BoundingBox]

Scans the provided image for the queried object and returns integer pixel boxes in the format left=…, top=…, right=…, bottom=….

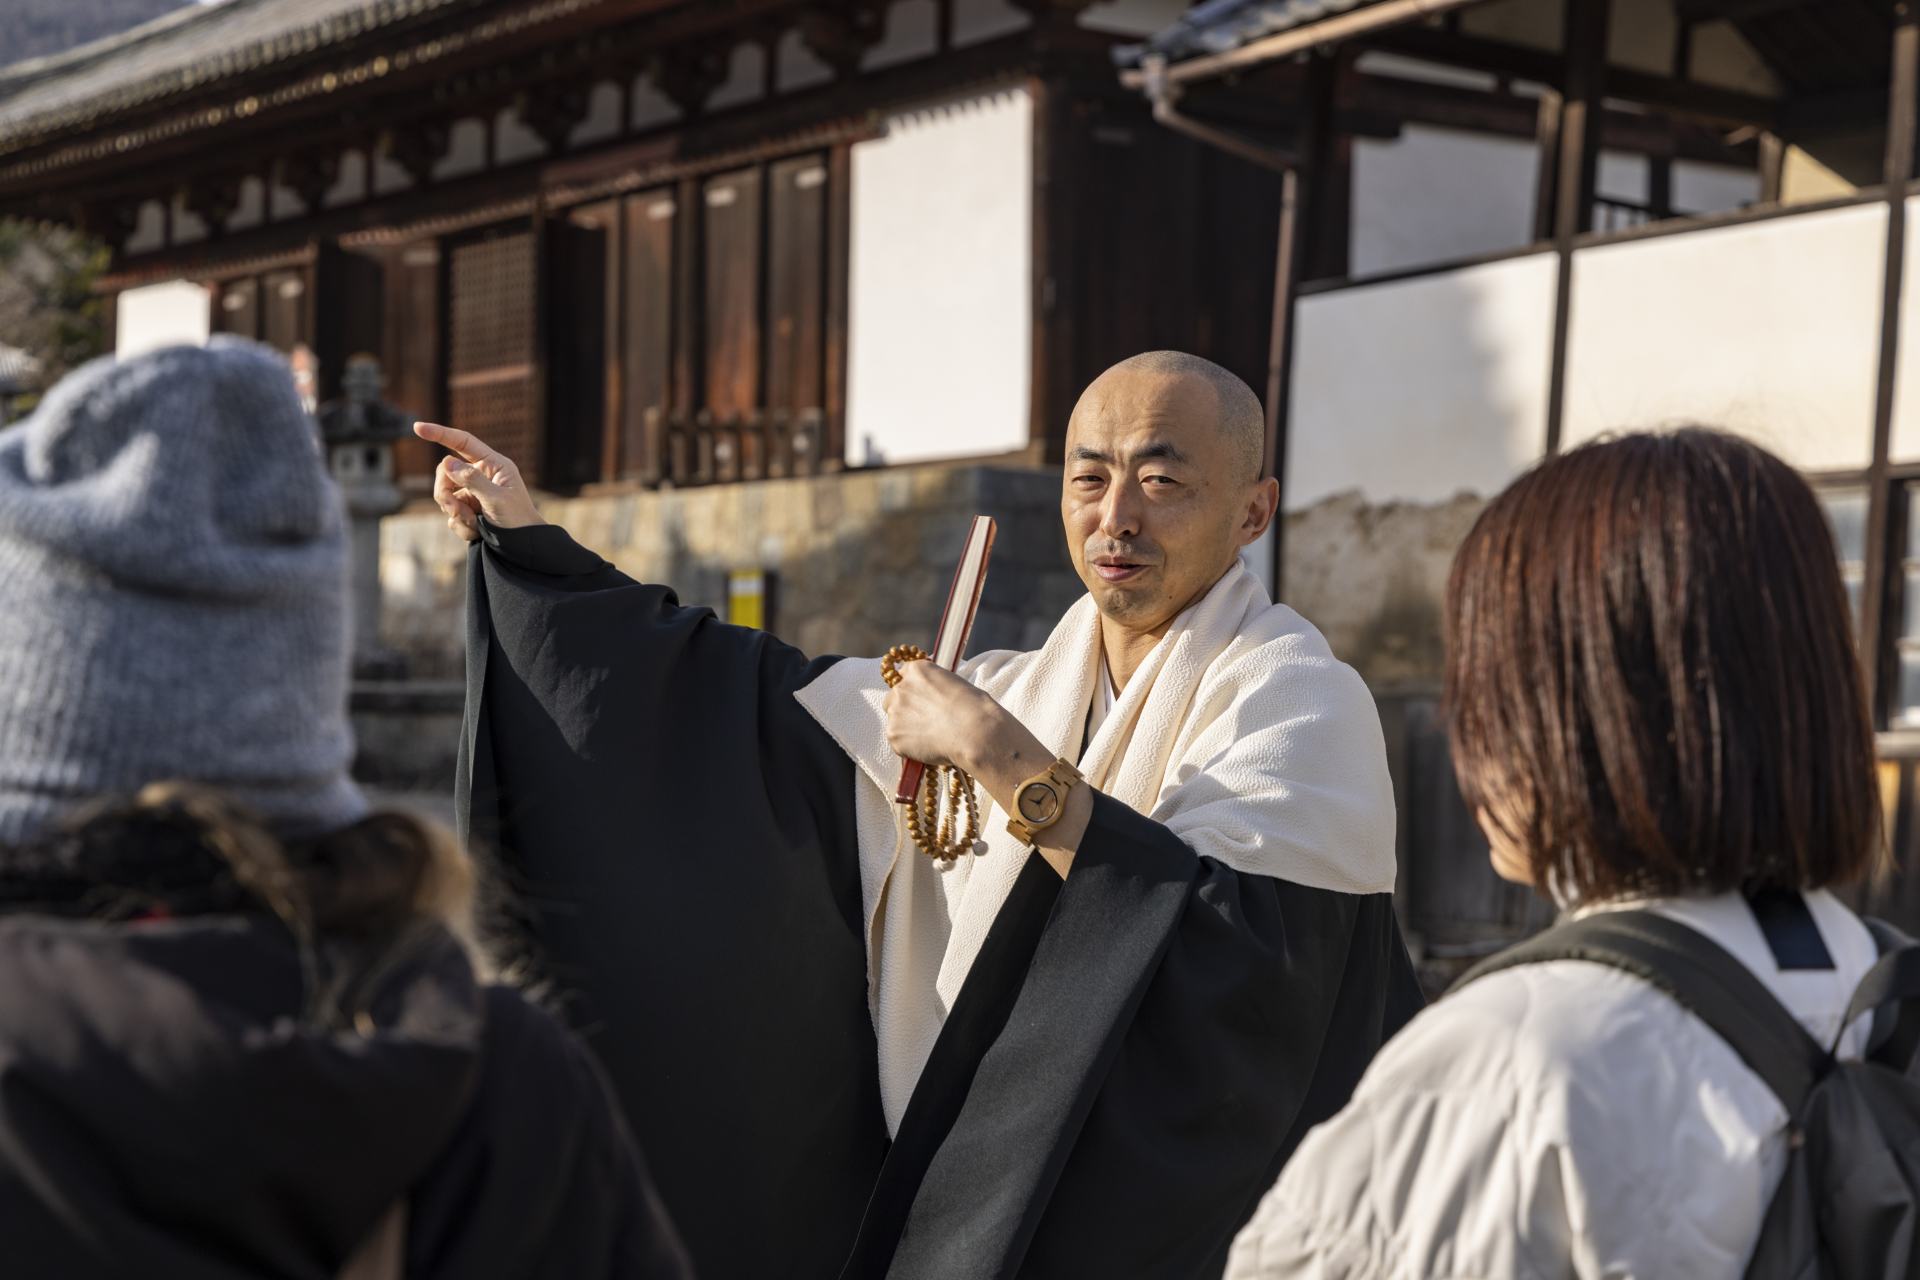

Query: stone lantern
left=317, top=354, right=410, bottom=678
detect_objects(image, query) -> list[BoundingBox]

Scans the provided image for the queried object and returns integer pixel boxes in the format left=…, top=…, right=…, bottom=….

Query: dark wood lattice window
left=447, top=231, right=539, bottom=484
left=703, top=166, right=764, bottom=483
left=620, top=188, right=677, bottom=483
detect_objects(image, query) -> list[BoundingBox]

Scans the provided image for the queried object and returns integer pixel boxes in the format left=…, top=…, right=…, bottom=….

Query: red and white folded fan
left=895, top=515, right=997, bottom=805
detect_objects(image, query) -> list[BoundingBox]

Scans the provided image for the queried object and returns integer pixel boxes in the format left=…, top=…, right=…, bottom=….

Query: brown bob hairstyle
left=1443, top=428, right=1881, bottom=904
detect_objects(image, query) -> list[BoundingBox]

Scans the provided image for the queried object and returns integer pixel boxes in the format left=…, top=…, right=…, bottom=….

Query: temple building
left=1123, top=0, right=1920, bottom=962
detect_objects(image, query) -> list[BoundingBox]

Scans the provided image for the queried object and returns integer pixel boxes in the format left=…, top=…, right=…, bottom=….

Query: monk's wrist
left=965, top=707, right=1049, bottom=814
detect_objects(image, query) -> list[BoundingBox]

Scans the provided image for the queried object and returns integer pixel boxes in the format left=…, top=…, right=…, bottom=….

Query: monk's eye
left=1143, top=475, right=1178, bottom=487
left=1071, top=474, right=1105, bottom=489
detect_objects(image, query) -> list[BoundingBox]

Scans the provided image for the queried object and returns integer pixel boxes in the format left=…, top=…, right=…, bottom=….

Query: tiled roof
left=1115, top=0, right=1384, bottom=66
left=0, top=0, right=482, bottom=147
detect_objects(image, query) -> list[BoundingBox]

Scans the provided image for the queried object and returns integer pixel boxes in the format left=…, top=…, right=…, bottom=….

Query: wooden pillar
left=1265, top=52, right=1342, bottom=602
left=1543, top=0, right=1611, bottom=456
left=823, top=143, right=853, bottom=472
left=1862, top=4, right=1920, bottom=724
left=671, top=173, right=704, bottom=485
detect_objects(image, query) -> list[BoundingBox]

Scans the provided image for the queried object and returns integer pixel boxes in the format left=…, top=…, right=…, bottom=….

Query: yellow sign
left=728, top=570, right=766, bottom=631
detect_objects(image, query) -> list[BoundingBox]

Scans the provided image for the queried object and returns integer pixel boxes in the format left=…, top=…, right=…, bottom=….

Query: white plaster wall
left=1885, top=195, right=1920, bottom=463
left=1079, top=0, right=1191, bottom=37
left=1691, top=20, right=1781, bottom=96
left=1562, top=204, right=1888, bottom=472
left=170, top=194, right=207, bottom=245
left=227, top=177, right=265, bottom=231
left=1674, top=160, right=1761, bottom=216
left=115, top=280, right=211, bottom=357
left=1459, top=0, right=1561, bottom=52
left=433, top=118, right=487, bottom=180
left=631, top=74, right=681, bottom=130
left=846, top=88, right=1033, bottom=467
left=269, top=180, right=304, bottom=221
left=570, top=81, right=623, bottom=147
left=1609, top=0, right=1677, bottom=75
left=494, top=106, right=547, bottom=165
left=372, top=152, right=414, bottom=196
left=125, top=200, right=167, bottom=255
left=866, top=0, right=938, bottom=71
left=323, top=150, right=368, bottom=207
left=952, top=0, right=1028, bottom=46
left=777, top=29, right=835, bottom=93
left=1287, top=252, right=1559, bottom=509
left=1351, top=125, right=1538, bottom=278
left=709, top=42, right=767, bottom=112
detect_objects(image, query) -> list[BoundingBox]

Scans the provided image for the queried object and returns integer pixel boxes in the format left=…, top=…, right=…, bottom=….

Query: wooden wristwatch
left=1005, top=757, right=1084, bottom=845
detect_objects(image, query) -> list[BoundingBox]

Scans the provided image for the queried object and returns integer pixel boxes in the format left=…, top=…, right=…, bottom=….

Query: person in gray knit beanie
left=0, top=336, right=367, bottom=846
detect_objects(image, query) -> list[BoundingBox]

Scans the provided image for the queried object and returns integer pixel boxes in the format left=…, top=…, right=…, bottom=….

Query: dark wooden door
left=213, top=277, right=260, bottom=339
left=620, top=188, right=677, bottom=483
left=546, top=202, right=617, bottom=490
left=447, top=228, right=540, bottom=484
left=766, top=154, right=827, bottom=476
left=384, top=240, right=442, bottom=487
left=261, top=269, right=312, bottom=354
left=703, top=166, right=762, bottom=480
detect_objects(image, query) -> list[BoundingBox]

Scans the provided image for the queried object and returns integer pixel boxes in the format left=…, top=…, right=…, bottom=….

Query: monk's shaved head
left=1081, top=351, right=1266, bottom=481
left=1061, top=349, right=1280, bottom=644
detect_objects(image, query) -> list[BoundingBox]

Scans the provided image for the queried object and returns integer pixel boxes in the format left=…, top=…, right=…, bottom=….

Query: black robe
left=459, top=520, right=1424, bottom=1280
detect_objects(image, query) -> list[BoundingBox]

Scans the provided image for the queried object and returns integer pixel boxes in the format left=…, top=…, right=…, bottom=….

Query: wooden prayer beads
left=880, top=644, right=983, bottom=865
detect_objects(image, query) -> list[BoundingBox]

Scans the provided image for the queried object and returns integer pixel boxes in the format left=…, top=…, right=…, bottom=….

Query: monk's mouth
left=1092, top=561, right=1150, bottom=583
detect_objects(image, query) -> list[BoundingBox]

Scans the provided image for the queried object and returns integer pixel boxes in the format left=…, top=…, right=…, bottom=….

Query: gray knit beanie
left=0, top=337, right=367, bottom=846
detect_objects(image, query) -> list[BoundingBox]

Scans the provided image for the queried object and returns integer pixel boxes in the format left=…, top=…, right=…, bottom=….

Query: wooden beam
left=1861, top=6, right=1919, bottom=725
left=1362, top=26, right=1778, bottom=128
left=1544, top=0, right=1610, bottom=456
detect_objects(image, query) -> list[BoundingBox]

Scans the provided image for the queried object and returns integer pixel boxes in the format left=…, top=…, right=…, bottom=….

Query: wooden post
left=1543, top=0, right=1610, bottom=456
left=672, top=173, right=703, bottom=485
left=1862, top=4, right=1919, bottom=725
left=1264, top=164, right=1302, bottom=604
left=824, top=143, right=852, bottom=472
left=1265, top=52, right=1341, bottom=602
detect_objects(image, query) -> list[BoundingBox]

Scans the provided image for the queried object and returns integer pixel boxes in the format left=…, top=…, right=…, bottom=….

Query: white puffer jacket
left=1227, top=890, right=1876, bottom=1280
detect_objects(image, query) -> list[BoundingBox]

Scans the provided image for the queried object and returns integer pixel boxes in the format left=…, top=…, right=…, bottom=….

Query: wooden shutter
left=620, top=189, right=676, bottom=483
left=385, top=241, right=442, bottom=487
left=214, top=277, right=260, bottom=339
left=447, top=230, right=540, bottom=484
left=546, top=202, right=617, bottom=490
left=703, top=167, right=762, bottom=479
left=261, top=269, right=312, bottom=353
left=766, top=154, right=827, bottom=475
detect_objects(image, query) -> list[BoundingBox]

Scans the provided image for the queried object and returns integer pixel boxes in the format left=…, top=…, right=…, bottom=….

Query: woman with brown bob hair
left=1226, top=429, right=1884, bottom=1277
left=0, top=339, right=688, bottom=1279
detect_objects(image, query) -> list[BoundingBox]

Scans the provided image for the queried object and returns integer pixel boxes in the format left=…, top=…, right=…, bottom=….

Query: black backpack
left=1460, top=908, right=1920, bottom=1279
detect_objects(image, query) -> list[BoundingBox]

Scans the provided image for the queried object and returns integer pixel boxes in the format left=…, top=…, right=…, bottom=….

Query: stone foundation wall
left=1282, top=489, right=1488, bottom=691
left=379, top=462, right=1086, bottom=678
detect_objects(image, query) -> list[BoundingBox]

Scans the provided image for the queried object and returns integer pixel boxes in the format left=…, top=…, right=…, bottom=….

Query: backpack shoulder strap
left=1459, top=910, right=1826, bottom=1114
left=1848, top=919, right=1920, bottom=1068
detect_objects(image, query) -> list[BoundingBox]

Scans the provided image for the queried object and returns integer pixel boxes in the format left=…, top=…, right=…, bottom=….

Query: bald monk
left=426, top=351, right=1422, bottom=1280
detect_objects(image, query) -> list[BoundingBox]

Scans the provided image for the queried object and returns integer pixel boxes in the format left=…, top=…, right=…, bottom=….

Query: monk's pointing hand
left=415, top=422, right=546, bottom=543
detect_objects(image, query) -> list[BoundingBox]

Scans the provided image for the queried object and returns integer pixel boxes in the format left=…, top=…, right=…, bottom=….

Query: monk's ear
left=1238, top=477, right=1279, bottom=546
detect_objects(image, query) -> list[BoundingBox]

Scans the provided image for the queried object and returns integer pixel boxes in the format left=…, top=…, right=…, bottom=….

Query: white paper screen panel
left=1562, top=203, right=1886, bottom=472
left=1286, top=252, right=1559, bottom=510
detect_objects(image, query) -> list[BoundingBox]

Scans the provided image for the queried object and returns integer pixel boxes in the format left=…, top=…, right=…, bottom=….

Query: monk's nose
left=1099, top=488, right=1141, bottom=541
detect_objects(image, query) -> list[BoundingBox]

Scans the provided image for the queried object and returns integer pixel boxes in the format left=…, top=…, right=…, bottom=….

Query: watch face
left=1018, top=781, right=1060, bottom=824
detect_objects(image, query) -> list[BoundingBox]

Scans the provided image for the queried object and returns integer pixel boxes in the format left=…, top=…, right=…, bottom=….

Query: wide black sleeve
left=407, top=987, right=693, bottom=1280
left=457, top=520, right=886, bottom=1280
left=859, top=794, right=1422, bottom=1280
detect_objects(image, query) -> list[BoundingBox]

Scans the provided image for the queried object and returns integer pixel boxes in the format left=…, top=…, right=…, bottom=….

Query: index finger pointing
left=414, top=421, right=498, bottom=465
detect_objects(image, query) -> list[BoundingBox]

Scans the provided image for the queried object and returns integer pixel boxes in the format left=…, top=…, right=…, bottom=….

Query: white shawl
left=795, top=560, right=1397, bottom=1133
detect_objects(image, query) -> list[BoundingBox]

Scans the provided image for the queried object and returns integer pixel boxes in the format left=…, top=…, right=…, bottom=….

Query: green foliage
left=0, top=219, right=110, bottom=409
